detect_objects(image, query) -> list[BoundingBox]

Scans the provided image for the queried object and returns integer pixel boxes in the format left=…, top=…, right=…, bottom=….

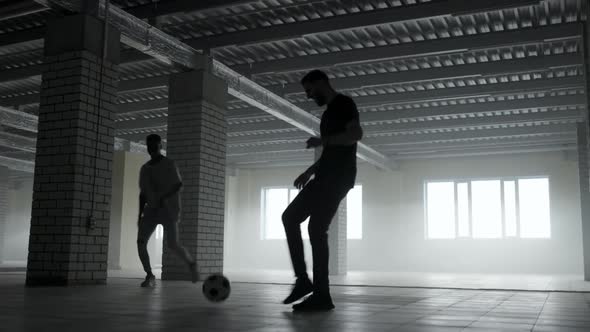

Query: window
left=262, top=185, right=363, bottom=240
left=471, top=180, right=502, bottom=238
left=426, top=182, right=455, bottom=239
left=262, top=188, right=302, bottom=240
left=518, top=178, right=551, bottom=238
left=425, top=177, right=550, bottom=239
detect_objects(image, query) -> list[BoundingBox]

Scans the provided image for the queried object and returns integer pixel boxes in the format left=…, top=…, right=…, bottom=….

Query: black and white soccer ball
left=202, top=273, right=231, bottom=302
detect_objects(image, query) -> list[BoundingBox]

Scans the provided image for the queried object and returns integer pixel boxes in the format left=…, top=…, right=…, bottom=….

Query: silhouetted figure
left=136, top=134, right=198, bottom=287
left=282, top=70, right=363, bottom=311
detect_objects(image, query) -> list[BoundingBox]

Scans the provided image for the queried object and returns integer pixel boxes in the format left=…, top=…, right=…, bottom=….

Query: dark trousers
left=282, top=177, right=351, bottom=295
left=137, top=218, right=194, bottom=275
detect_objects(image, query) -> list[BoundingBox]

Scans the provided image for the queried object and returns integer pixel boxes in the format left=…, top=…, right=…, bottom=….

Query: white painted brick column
left=162, top=69, right=228, bottom=280
left=26, top=14, right=120, bottom=286
left=0, top=166, right=8, bottom=264
left=314, top=148, right=347, bottom=276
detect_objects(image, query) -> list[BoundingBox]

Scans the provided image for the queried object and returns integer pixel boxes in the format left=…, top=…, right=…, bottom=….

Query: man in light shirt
left=136, top=134, right=198, bottom=287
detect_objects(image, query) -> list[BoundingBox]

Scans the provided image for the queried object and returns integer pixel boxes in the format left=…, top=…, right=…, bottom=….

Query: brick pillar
left=0, top=166, right=8, bottom=264
left=314, top=148, right=347, bottom=276
left=162, top=65, right=228, bottom=280
left=25, top=14, right=120, bottom=286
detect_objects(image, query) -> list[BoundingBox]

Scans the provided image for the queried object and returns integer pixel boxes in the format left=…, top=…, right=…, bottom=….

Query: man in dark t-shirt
left=282, top=70, right=363, bottom=311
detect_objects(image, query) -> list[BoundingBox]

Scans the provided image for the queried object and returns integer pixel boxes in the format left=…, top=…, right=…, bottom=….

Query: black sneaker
left=140, top=274, right=155, bottom=288
left=282, top=277, right=313, bottom=304
left=189, top=262, right=199, bottom=283
left=292, top=294, right=335, bottom=312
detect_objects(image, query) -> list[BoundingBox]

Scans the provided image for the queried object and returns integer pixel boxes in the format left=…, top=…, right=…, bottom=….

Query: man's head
left=301, top=69, right=333, bottom=107
left=146, top=134, right=162, bottom=157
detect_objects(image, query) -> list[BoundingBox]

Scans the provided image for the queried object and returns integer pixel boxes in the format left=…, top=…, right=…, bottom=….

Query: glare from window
left=264, top=188, right=289, bottom=239
left=504, top=181, right=517, bottom=237
left=457, top=183, right=470, bottom=237
left=471, top=180, right=502, bottom=238
left=518, top=178, right=551, bottom=238
left=262, top=185, right=363, bottom=240
left=426, top=182, right=455, bottom=239
left=425, top=177, right=550, bottom=239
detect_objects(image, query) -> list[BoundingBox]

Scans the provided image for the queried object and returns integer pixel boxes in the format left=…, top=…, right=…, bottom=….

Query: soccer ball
left=202, top=273, right=231, bottom=302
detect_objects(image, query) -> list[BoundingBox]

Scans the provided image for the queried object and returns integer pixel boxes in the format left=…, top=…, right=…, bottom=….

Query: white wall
left=108, top=152, right=125, bottom=269
left=4, top=151, right=161, bottom=271
left=224, top=152, right=584, bottom=274
left=5, top=151, right=582, bottom=275
left=223, top=167, right=315, bottom=271
left=4, top=180, right=33, bottom=263
left=108, top=151, right=159, bottom=271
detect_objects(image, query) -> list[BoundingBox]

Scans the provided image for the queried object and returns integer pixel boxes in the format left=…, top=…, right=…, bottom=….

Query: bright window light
left=425, top=177, right=551, bottom=239
left=263, top=188, right=289, bottom=239
left=457, top=182, right=470, bottom=237
left=518, top=178, right=551, bottom=238
left=471, top=180, right=502, bottom=238
left=262, top=185, right=363, bottom=240
left=426, top=182, right=455, bottom=239
left=504, top=181, right=517, bottom=237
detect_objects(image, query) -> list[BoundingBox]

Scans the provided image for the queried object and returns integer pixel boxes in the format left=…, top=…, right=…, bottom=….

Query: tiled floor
left=1, top=273, right=590, bottom=332
left=4, top=262, right=590, bottom=292
left=223, top=269, right=590, bottom=292
left=106, top=268, right=590, bottom=292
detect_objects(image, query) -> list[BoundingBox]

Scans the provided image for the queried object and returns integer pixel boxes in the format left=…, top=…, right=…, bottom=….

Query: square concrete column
left=162, top=67, right=228, bottom=280
left=26, top=14, right=120, bottom=286
left=314, top=148, right=347, bottom=276
left=0, top=166, right=8, bottom=264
